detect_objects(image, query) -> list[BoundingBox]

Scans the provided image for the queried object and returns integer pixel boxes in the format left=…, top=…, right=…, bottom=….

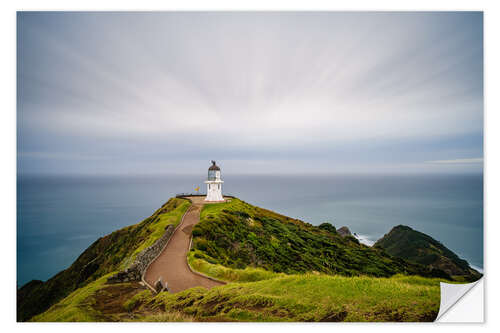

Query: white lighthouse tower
left=205, top=160, right=224, bottom=202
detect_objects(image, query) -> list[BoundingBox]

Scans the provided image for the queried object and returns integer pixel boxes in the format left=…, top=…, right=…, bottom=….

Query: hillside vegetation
left=374, top=225, right=481, bottom=282
left=25, top=196, right=472, bottom=322
left=17, top=198, right=190, bottom=322
left=32, top=264, right=441, bottom=322
left=191, top=199, right=450, bottom=279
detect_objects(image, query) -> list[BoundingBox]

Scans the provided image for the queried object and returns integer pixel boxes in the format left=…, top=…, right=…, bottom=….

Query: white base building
left=205, top=161, right=224, bottom=202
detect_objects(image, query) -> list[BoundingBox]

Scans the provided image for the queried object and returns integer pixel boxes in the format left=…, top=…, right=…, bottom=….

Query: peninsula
left=17, top=193, right=481, bottom=322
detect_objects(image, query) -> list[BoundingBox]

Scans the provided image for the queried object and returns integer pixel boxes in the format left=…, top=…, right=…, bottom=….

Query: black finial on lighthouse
left=208, top=160, right=220, bottom=171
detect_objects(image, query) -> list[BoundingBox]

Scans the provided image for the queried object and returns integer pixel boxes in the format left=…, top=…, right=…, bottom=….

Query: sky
left=17, top=12, right=483, bottom=175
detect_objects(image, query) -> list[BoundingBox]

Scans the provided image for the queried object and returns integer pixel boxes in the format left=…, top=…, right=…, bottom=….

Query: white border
left=3, top=1, right=498, bottom=332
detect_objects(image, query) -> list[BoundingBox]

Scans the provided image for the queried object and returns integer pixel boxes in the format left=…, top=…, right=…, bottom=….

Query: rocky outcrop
left=337, top=226, right=352, bottom=238
left=374, top=225, right=482, bottom=282
left=154, top=278, right=168, bottom=293
left=107, top=224, right=175, bottom=284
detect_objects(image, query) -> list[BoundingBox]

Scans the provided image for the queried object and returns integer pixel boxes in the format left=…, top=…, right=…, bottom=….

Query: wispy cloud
left=18, top=151, right=110, bottom=161
left=17, top=12, right=483, bottom=174
left=427, top=158, right=483, bottom=164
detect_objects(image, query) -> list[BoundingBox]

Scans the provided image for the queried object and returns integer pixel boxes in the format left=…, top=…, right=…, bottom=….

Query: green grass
left=200, top=199, right=246, bottom=218
left=188, top=251, right=284, bottom=282
left=31, top=268, right=442, bottom=322
left=137, top=312, right=194, bottom=322
left=183, top=255, right=442, bottom=322
left=142, top=273, right=441, bottom=322
left=30, top=274, right=113, bottom=322
left=123, top=290, right=152, bottom=312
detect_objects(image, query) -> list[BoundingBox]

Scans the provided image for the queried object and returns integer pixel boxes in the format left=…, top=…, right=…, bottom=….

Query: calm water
left=17, top=173, right=483, bottom=286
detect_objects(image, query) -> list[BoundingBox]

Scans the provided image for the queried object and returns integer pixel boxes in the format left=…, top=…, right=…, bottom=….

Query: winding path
left=144, top=196, right=225, bottom=293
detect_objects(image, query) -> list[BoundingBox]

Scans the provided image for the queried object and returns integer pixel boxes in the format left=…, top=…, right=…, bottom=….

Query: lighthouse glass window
left=208, top=170, right=216, bottom=180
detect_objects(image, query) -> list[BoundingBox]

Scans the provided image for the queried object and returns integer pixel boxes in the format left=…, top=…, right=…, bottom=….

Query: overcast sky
left=17, top=12, right=483, bottom=175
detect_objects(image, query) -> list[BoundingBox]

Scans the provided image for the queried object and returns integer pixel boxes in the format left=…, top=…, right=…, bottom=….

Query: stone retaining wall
left=107, top=224, right=175, bottom=284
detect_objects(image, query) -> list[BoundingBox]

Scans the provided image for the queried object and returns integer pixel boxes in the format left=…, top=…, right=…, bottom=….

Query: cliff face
left=17, top=198, right=190, bottom=322
left=374, top=225, right=481, bottom=282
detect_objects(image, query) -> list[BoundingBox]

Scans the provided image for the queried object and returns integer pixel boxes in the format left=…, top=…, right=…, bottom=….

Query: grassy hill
left=374, top=225, right=481, bottom=282
left=17, top=198, right=190, bottom=322
left=191, top=198, right=450, bottom=279
left=23, top=196, right=473, bottom=322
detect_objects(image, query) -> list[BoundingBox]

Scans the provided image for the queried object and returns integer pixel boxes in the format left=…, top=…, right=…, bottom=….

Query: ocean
left=17, top=173, right=483, bottom=287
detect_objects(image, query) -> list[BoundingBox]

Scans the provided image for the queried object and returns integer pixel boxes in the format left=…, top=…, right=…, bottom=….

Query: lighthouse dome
left=208, top=160, right=220, bottom=171
left=207, top=161, right=221, bottom=181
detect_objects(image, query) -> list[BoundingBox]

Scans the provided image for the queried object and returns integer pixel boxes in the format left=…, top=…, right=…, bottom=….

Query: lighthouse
left=205, top=160, right=224, bottom=202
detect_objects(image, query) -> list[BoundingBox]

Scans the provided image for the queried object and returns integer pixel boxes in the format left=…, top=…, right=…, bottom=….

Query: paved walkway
left=144, top=196, right=225, bottom=293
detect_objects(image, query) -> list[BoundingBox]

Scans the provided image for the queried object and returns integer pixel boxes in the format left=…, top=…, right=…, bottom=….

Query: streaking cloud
left=427, top=158, right=483, bottom=164
left=17, top=12, right=483, bottom=174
